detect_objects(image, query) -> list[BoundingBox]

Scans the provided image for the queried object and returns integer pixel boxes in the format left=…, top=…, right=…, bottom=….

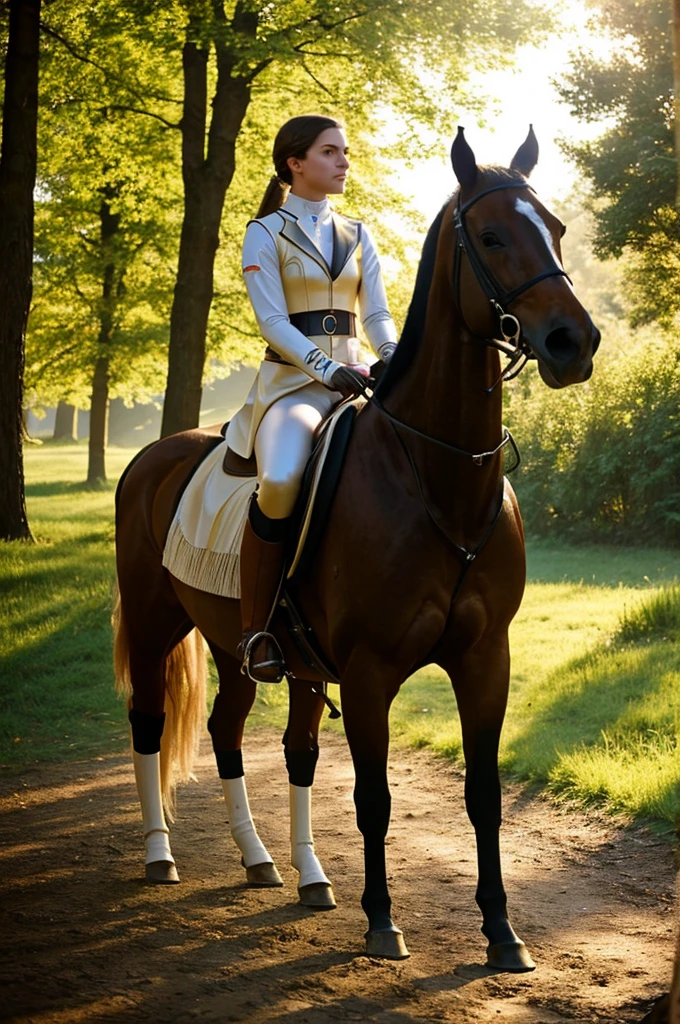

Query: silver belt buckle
left=321, top=312, right=338, bottom=335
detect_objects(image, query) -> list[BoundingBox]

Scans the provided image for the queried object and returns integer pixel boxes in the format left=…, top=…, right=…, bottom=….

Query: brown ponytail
left=254, top=114, right=343, bottom=219
left=256, top=175, right=289, bottom=219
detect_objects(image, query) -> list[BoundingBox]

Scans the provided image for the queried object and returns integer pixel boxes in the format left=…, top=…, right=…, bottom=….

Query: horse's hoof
left=486, top=941, right=536, bottom=972
left=365, top=927, right=410, bottom=960
left=298, top=882, right=337, bottom=910
left=145, top=860, right=179, bottom=884
left=245, top=861, right=283, bottom=887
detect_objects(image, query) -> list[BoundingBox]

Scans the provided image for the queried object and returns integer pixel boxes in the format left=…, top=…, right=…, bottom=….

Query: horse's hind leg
left=285, top=679, right=336, bottom=910
left=450, top=637, right=536, bottom=972
left=118, top=605, right=195, bottom=885
left=207, top=643, right=283, bottom=887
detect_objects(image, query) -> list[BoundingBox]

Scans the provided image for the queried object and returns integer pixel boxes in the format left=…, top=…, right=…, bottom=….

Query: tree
left=27, top=6, right=183, bottom=481
left=0, top=0, right=40, bottom=541
left=556, top=0, right=680, bottom=327
left=52, top=401, right=77, bottom=441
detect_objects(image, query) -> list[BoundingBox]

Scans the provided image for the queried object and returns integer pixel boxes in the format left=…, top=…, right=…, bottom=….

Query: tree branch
left=243, top=56, right=274, bottom=85
left=223, top=321, right=259, bottom=338
left=300, top=60, right=335, bottom=96
left=294, top=48, right=354, bottom=58
left=40, top=22, right=180, bottom=109
left=105, top=104, right=181, bottom=130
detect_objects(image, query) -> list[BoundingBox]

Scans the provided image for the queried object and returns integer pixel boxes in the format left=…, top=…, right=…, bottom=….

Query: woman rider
left=227, top=114, right=398, bottom=684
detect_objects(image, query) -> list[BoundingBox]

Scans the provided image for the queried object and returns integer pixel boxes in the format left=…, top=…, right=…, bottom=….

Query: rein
left=368, top=391, right=520, bottom=471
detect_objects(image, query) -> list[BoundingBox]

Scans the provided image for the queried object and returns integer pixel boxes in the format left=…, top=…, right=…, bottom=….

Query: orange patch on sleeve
left=243, top=264, right=261, bottom=272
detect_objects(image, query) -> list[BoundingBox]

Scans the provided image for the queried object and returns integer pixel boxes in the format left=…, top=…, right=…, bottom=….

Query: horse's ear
left=510, top=125, right=539, bottom=178
left=451, top=127, right=478, bottom=188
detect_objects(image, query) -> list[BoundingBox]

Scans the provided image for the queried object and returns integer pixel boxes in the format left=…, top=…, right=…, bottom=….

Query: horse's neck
left=385, top=271, right=504, bottom=524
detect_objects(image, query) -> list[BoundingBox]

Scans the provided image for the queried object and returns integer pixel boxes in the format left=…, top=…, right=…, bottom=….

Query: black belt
left=289, top=309, right=356, bottom=337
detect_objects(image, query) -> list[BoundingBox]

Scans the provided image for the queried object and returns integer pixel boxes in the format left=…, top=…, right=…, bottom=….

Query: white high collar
left=283, top=192, right=332, bottom=220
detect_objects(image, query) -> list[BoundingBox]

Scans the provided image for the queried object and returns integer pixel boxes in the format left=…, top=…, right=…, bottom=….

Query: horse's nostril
left=545, top=327, right=580, bottom=363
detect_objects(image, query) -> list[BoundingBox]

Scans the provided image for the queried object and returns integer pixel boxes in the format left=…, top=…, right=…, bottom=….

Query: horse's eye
left=560, top=223, right=567, bottom=238
left=480, top=232, right=503, bottom=249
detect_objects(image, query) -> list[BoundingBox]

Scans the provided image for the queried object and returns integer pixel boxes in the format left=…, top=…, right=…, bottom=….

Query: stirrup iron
left=241, top=630, right=285, bottom=684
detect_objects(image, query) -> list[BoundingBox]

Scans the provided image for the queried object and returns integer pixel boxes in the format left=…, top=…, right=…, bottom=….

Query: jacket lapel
left=279, top=214, right=331, bottom=278
left=330, top=216, right=361, bottom=281
left=278, top=210, right=361, bottom=283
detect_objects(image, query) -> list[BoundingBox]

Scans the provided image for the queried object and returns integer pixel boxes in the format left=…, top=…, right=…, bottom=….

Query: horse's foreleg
left=451, top=637, right=535, bottom=972
left=207, top=644, right=282, bottom=887
left=285, top=680, right=335, bottom=909
left=342, top=664, right=409, bottom=960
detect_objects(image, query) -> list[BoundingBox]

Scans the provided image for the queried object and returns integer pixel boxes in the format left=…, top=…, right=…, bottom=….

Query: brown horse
left=114, top=127, right=600, bottom=970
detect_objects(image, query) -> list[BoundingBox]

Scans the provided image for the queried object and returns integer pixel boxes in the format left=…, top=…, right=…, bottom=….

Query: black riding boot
left=239, top=498, right=289, bottom=683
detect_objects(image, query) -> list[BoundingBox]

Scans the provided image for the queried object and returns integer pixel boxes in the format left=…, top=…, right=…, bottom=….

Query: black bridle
left=369, top=178, right=573, bottom=464
left=453, top=181, right=572, bottom=388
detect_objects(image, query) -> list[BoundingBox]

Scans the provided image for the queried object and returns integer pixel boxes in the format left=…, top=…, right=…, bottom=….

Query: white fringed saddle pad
left=162, top=402, right=356, bottom=600
left=162, top=440, right=256, bottom=598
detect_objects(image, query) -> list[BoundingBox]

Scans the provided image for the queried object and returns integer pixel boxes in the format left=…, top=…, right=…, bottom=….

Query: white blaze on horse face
left=514, top=197, right=564, bottom=269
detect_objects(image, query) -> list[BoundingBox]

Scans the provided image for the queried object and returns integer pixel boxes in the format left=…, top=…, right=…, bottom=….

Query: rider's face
left=287, top=128, right=350, bottom=200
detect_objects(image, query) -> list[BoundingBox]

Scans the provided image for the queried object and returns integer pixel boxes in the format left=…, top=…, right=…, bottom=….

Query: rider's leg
left=240, top=384, right=336, bottom=683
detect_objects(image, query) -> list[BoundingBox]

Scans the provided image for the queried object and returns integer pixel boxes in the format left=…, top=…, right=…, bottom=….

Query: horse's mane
left=375, top=197, right=450, bottom=400
left=375, top=166, right=527, bottom=400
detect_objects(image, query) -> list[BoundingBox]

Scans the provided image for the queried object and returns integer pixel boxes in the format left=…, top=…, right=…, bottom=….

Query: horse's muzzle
left=532, top=317, right=601, bottom=389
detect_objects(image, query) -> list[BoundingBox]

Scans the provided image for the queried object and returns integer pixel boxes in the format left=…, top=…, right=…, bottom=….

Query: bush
left=506, top=330, right=680, bottom=545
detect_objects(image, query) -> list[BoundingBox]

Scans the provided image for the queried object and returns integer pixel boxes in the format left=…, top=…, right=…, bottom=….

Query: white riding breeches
left=254, top=382, right=339, bottom=520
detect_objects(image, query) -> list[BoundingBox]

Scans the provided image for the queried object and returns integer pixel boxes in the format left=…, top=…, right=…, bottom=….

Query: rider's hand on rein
left=369, top=359, right=388, bottom=386
left=328, top=366, right=370, bottom=399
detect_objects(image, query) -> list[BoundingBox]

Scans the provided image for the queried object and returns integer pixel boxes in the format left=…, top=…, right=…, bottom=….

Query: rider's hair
left=255, top=115, right=343, bottom=219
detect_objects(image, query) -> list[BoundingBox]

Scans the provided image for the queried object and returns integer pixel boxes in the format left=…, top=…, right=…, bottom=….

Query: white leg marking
left=515, top=197, right=564, bottom=267
left=290, top=784, right=330, bottom=888
left=133, top=751, right=174, bottom=865
left=222, top=777, right=273, bottom=868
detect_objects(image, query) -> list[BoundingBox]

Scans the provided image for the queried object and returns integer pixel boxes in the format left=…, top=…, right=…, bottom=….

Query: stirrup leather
left=241, top=630, right=285, bottom=683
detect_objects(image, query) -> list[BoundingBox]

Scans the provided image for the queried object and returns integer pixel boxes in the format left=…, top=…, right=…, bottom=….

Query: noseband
left=453, top=182, right=572, bottom=388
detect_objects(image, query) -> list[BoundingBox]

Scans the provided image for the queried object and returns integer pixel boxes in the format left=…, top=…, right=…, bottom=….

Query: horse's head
left=450, top=126, right=600, bottom=388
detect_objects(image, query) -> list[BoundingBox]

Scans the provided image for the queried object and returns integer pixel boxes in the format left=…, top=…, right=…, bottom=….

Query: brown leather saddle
left=221, top=405, right=343, bottom=479
left=222, top=446, right=257, bottom=477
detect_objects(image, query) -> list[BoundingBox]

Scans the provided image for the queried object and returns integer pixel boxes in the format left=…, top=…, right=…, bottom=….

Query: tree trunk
left=160, top=9, right=254, bottom=438
left=0, top=0, right=40, bottom=541
left=53, top=401, right=78, bottom=442
left=674, top=0, right=680, bottom=206
left=86, top=194, right=120, bottom=484
left=87, top=357, right=109, bottom=484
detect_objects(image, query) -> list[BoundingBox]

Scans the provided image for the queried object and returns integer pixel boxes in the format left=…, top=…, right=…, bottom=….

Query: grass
left=2, top=445, right=680, bottom=829
left=0, top=445, right=134, bottom=765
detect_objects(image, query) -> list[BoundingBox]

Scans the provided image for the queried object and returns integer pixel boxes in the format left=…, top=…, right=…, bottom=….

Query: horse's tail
left=112, top=585, right=207, bottom=821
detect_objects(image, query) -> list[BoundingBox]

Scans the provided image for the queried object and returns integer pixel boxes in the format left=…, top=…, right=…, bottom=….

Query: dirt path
left=0, top=729, right=676, bottom=1023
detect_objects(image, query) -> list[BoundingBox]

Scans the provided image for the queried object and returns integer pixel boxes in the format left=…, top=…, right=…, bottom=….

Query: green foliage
left=509, top=635, right=680, bottom=827
left=0, top=446, right=131, bottom=765
left=617, top=584, right=680, bottom=642
left=556, top=0, right=680, bottom=327
left=556, top=201, right=625, bottom=324
left=24, top=0, right=553, bottom=400
left=505, top=330, right=680, bottom=545
left=25, top=3, right=183, bottom=411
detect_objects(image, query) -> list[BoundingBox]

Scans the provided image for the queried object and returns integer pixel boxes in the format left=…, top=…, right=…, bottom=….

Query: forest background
left=2, top=0, right=679, bottom=544
left=3, top=0, right=680, bottom=828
